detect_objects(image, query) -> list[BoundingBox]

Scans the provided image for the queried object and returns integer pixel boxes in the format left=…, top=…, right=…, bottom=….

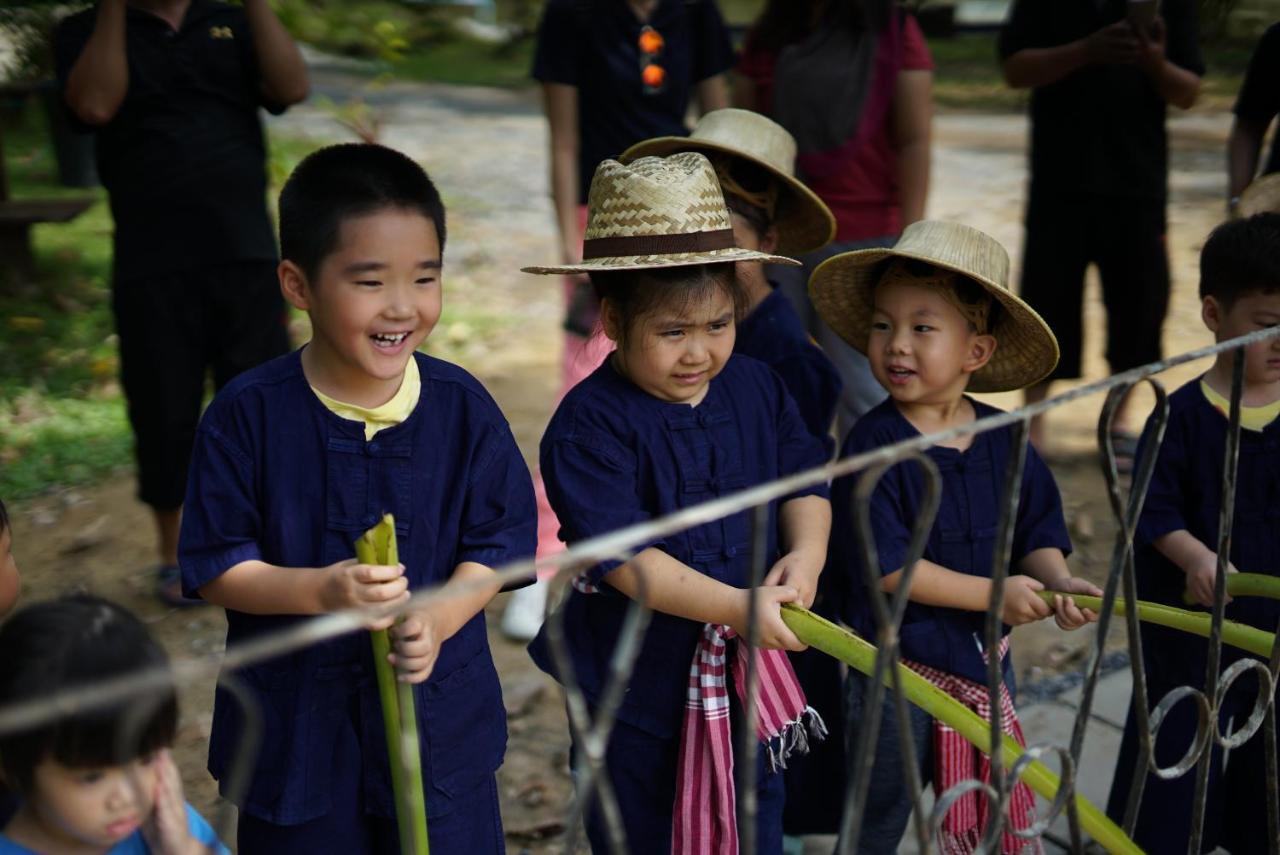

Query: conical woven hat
left=522, top=152, right=800, bottom=275
left=620, top=109, right=836, bottom=256
left=809, top=220, right=1060, bottom=393
left=1239, top=173, right=1280, bottom=217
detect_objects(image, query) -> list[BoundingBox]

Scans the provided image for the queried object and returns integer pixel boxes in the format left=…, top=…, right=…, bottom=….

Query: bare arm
left=63, top=0, right=129, bottom=126
left=1003, top=20, right=1140, bottom=90
left=695, top=73, right=730, bottom=114
left=1228, top=115, right=1269, bottom=199
left=891, top=69, right=933, bottom=228
left=882, top=559, right=1055, bottom=625
left=198, top=558, right=409, bottom=622
left=543, top=83, right=582, bottom=263
left=242, top=0, right=310, bottom=106
left=388, top=562, right=505, bottom=683
left=730, top=70, right=757, bottom=110
left=1154, top=529, right=1238, bottom=606
left=764, top=495, right=831, bottom=607
left=605, top=547, right=805, bottom=649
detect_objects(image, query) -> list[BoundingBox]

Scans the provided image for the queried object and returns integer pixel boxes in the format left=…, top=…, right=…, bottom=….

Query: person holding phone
left=998, top=0, right=1203, bottom=467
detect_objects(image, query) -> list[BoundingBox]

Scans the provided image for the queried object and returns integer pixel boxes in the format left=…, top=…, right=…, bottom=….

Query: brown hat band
left=582, top=228, right=735, bottom=260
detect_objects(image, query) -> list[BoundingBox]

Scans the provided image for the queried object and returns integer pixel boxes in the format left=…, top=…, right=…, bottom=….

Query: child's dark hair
left=0, top=596, right=177, bottom=792
left=0, top=497, right=7, bottom=535
left=1200, top=213, right=1280, bottom=308
left=279, top=143, right=447, bottom=280
left=590, top=263, right=745, bottom=344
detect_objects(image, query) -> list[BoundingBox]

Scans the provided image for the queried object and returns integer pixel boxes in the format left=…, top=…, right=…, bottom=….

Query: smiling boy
left=178, top=144, right=536, bottom=854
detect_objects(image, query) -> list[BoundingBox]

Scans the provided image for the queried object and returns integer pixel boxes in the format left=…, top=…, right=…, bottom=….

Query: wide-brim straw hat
left=522, top=152, right=800, bottom=275
left=1239, top=173, right=1280, bottom=217
left=809, top=220, right=1060, bottom=393
left=619, top=108, right=836, bottom=256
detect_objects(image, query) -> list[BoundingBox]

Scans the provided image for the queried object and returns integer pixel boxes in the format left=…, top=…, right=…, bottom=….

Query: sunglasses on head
left=638, top=25, right=665, bottom=94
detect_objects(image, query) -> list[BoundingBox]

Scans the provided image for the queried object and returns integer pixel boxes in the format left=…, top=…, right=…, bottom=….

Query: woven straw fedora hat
left=809, top=220, right=1060, bottom=393
left=1239, top=173, right=1280, bottom=217
left=523, top=152, right=799, bottom=275
left=619, top=109, right=836, bottom=256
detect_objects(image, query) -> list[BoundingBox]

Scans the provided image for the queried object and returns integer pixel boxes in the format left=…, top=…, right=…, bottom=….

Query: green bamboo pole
left=1179, top=572, right=1280, bottom=607
left=356, top=514, right=430, bottom=855
left=1036, top=591, right=1276, bottom=658
left=779, top=604, right=1142, bottom=855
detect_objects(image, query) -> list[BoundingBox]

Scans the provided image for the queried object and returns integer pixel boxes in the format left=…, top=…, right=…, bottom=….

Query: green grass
left=390, top=36, right=534, bottom=88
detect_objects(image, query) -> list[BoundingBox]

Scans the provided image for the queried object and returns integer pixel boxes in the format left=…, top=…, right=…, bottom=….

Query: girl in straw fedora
left=524, top=151, right=831, bottom=854
left=623, top=108, right=850, bottom=839
left=810, top=220, right=1101, bottom=853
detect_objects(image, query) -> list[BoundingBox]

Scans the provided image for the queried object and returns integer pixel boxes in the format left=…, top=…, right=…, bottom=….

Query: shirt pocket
left=211, top=663, right=305, bottom=810
left=418, top=647, right=506, bottom=815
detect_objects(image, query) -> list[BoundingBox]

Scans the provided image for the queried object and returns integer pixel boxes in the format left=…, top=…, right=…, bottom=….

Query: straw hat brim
left=809, top=247, right=1060, bottom=394
left=523, top=245, right=800, bottom=275
left=619, top=136, right=836, bottom=256
left=1239, top=173, right=1280, bottom=217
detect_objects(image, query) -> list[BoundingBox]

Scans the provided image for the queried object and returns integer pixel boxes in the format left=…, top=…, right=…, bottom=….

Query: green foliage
left=0, top=395, right=133, bottom=499
left=0, top=2, right=90, bottom=82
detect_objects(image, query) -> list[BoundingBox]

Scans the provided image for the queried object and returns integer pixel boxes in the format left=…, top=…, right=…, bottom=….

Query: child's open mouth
left=371, top=331, right=411, bottom=350
left=886, top=366, right=915, bottom=385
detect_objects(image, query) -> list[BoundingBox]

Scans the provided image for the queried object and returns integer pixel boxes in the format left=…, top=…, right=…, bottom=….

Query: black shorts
left=1019, top=195, right=1170, bottom=381
left=112, top=260, right=290, bottom=509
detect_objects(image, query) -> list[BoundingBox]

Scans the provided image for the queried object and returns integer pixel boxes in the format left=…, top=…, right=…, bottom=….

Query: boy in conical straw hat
left=624, top=108, right=848, bottom=839
left=810, top=220, right=1101, bottom=852
left=524, top=151, right=830, bottom=854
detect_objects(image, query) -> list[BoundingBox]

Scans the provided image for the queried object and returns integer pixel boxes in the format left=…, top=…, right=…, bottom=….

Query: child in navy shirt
left=811, top=221, right=1101, bottom=852
left=623, top=109, right=848, bottom=837
left=524, top=152, right=831, bottom=854
left=0, top=596, right=228, bottom=855
left=178, top=145, right=536, bottom=854
left=1106, top=213, right=1280, bottom=852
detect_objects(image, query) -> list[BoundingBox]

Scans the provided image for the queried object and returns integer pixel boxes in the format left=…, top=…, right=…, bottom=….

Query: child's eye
left=414, top=277, right=437, bottom=286
left=354, top=280, right=382, bottom=288
left=708, top=322, right=729, bottom=333
left=870, top=321, right=889, bottom=331
left=78, top=771, right=104, bottom=784
left=913, top=324, right=933, bottom=333
left=660, top=329, right=684, bottom=339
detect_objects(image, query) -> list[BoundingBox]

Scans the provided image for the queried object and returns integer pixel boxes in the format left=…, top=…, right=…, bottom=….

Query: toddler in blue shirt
left=811, top=220, right=1101, bottom=852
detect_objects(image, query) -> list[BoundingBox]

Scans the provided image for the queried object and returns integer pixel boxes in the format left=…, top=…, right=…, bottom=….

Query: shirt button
left=367, top=442, right=380, bottom=455
left=725, top=546, right=737, bottom=558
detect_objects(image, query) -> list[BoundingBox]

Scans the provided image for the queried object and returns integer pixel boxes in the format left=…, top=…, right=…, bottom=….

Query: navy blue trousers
left=236, top=697, right=504, bottom=855
left=574, top=690, right=786, bottom=854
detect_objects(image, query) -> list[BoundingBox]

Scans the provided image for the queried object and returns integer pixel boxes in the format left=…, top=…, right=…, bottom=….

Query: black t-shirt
left=54, top=1, right=285, bottom=282
left=532, top=0, right=734, bottom=203
left=1234, top=22, right=1280, bottom=178
left=998, top=0, right=1205, bottom=202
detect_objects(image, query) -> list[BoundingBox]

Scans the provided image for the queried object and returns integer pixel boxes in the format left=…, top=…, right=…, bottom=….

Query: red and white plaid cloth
left=673, top=622, right=825, bottom=855
left=902, top=637, right=1043, bottom=855
left=571, top=575, right=824, bottom=855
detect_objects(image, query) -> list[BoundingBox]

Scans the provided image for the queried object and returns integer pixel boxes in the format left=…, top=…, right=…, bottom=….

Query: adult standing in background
left=735, top=0, right=934, bottom=434
left=999, top=0, right=1202, bottom=462
left=503, top=0, right=734, bottom=640
left=54, top=0, right=309, bottom=605
left=1228, top=21, right=1280, bottom=216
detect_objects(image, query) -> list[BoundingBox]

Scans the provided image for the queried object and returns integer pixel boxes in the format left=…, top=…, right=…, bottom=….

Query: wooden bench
left=0, top=81, right=95, bottom=284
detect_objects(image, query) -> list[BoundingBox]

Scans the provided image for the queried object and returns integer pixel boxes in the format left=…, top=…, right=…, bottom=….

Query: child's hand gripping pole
left=356, top=514, right=430, bottom=855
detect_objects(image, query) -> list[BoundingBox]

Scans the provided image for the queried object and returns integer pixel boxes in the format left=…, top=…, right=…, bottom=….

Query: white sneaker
left=501, top=578, right=548, bottom=642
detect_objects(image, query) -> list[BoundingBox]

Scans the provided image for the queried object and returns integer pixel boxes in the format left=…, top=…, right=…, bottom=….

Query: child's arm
left=1154, top=530, right=1238, bottom=607
left=606, top=548, right=806, bottom=651
left=880, top=560, right=1053, bottom=626
left=1018, top=547, right=1102, bottom=629
left=388, top=561, right=505, bottom=683
left=198, top=559, right=410, bottom=630
left=764, top=495, right=831, bottom=608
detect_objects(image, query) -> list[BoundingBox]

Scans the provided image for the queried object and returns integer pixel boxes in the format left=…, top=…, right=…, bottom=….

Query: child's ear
left=279, top=260, right=311, bottom=311
left=759, top=225, right=780, bottom=255
left=1201, top=296, right=1223, bottom=333
left=600, top=298, right=623, bottom=343
left=963, top=333, right=997, bottom=374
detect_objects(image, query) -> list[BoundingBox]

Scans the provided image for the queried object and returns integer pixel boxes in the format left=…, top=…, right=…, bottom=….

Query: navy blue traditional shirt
left=527, top=355, right=829, bottom=738
left=833, top=399, right=1072, bottom=685
left=1134, top=379, right=1280, bottom=686
left=178, top=350, right=536, bottom=825
left=735, top=287, right=843, bottom=459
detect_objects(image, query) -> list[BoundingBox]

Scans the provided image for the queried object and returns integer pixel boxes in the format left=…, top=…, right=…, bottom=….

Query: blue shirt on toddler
left=0, top=802, right=227, bottom=854
left=832, top=398, right=1073, bottom=685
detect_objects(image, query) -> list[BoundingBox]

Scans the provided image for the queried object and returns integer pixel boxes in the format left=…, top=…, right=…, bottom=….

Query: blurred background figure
left=1228, top=20, right=1280, bottom=216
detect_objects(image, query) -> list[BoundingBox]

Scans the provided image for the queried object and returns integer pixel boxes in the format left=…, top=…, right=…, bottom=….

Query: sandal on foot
left=157, top=564, right=204, bottom=608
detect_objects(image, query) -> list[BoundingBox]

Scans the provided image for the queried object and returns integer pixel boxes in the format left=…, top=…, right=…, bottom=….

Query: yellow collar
left=312, top=357, right=422, bottom=440
left=1199, top=379, right=1280, bottom=432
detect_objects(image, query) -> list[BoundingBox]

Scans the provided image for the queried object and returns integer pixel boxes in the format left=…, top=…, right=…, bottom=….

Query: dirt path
left=4, top=75, right=1237, bottom=850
